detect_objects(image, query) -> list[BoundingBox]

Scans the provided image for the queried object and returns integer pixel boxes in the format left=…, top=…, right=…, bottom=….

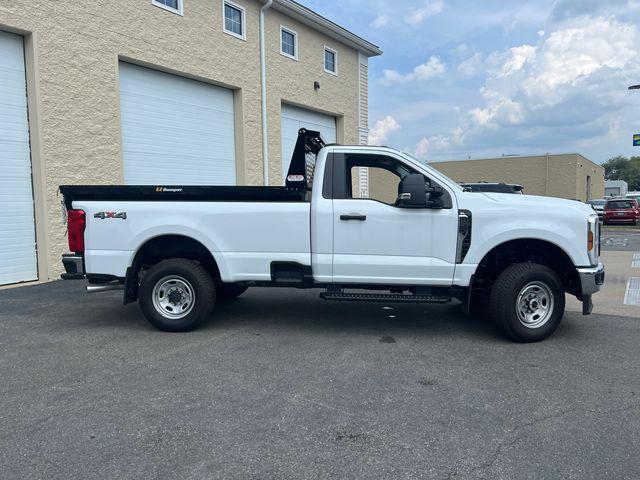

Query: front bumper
left=61, top=254, right=85, bottom=280
left=577, top=263, right=605, bottom=296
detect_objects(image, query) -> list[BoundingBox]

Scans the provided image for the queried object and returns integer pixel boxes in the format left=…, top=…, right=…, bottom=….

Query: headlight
left=587, top=214, right=599, bottom=266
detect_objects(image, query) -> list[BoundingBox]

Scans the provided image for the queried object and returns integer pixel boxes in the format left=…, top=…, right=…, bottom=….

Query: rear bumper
left=61, top=254, right=84, bottom=280
left=577, top=263, right=605, bottom=296
left=604, top=216, right=637, bottom=223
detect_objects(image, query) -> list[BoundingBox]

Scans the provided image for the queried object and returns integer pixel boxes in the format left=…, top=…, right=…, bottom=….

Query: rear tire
left=138, top=259, right=215, bottom=332
left=216, top=284, right=249, bottom=302
left=489, top=263, right=565, bottom=342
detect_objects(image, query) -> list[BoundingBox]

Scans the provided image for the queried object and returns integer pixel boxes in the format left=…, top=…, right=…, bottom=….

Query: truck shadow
left=205, top=288, right=501, bottom=341
left=10, top=281, right=580, bottom=342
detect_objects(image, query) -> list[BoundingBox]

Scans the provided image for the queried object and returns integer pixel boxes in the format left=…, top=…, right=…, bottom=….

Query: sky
left=302, top=0, right=640, bottom=163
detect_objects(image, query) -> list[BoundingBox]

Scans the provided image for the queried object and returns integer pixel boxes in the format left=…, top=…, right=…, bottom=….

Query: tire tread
left=489, top=262, right=565, bottom=342
left=138, top=258, right=215, bottom=332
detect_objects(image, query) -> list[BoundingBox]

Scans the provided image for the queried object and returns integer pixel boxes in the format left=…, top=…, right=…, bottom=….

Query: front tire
left=138, top=259, right=215, bottom=332
left=489, top=263, right=565, bottom=342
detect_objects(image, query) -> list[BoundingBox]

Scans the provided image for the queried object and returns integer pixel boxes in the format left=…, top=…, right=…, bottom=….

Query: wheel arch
left=471, top=238, right=581, bottom=296
left=124, top=234, right=222, bottom=304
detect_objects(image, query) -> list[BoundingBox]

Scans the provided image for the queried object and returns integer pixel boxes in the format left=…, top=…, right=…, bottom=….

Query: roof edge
left=433, top=152, right=603, bottom=167
left=272, top=0, right=382, bottom=57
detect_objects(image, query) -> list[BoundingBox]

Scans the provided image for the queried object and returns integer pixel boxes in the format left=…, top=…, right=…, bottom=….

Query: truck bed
left=59, top=185, right=308, bottom=209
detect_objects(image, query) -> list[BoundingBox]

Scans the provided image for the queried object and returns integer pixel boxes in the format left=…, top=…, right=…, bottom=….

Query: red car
left=603, top=198, right=640, bottom=226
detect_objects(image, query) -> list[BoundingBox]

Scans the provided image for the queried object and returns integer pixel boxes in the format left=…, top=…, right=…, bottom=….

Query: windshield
left=588, top=200, right=606, bottom=206
left=402, top=154, right=464, bottom=191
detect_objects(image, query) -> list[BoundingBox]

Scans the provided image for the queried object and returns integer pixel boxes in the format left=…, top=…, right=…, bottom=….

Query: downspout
left=260, top=0, right=273, bottom=186
left=545, top=152, right=549, bottom=196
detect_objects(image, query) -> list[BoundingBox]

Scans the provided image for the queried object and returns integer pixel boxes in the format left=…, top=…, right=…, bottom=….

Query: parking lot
left=1, top=227, right=640, bottom=480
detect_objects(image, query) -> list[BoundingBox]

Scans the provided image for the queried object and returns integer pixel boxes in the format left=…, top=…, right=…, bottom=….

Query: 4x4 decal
left=94, top=212, right=127, bottom=220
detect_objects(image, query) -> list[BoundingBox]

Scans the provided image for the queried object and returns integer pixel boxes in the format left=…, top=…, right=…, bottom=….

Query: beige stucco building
left=433, top=154, right=605, bottom=201
left=0, top=0, right=380, bottom=286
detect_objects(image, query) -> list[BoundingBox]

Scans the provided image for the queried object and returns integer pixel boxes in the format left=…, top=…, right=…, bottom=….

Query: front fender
left=465, top=219, right=588, bottom=267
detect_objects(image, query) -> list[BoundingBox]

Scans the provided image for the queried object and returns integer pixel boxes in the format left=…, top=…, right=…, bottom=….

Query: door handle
left=340, top=214, right=367, bottom=221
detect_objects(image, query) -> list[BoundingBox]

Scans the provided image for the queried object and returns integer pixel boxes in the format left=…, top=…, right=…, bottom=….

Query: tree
left=602, top=156, right=640, bottom=190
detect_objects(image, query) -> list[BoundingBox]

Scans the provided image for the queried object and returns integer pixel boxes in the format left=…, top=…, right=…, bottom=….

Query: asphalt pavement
left=601, top=225, right=640, bottom=251
left=1, top=236, right=640, bottom=479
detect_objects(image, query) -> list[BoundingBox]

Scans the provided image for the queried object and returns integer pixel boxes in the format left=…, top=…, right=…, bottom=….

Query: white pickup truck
left=60, top=130, right=604, bottom=342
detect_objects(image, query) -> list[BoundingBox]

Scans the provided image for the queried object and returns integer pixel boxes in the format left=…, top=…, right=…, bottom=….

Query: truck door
left=331, top=152, right=458, bottom=286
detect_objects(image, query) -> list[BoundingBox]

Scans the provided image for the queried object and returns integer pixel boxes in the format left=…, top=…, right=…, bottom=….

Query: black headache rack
left=60, top=129, right=326, bottom=209
left=285, top=128, right=326, bottom=189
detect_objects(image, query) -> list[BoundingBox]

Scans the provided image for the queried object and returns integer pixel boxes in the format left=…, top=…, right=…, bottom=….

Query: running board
left=320, top=292, right=452, bottom=304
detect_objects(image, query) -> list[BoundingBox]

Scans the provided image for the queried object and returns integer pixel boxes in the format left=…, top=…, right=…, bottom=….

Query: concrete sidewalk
left=567, top=250, right=640, bottom=317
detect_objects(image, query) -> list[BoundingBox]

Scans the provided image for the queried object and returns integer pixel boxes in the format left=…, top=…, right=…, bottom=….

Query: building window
left=223, top=1, right=245, bottom=40
left=280, top=27, right=298, bottom=60
left=324, top=47, right=337, bottom=75
left=152, top=0, right=183, bottom=15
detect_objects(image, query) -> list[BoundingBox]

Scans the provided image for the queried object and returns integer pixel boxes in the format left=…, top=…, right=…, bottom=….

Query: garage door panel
left=0, top=158, right=32, bottom=177
left=281, top=104, right=336, bottom=182
left=120, top=116, right=235, bottom=147
left=0, top=30, right=37, bottom=286
left=120, top=67, right=234, bottom=107
left=123, top=153, right=236, bottom=185
left=120, top=97, right=234, bottom=124
left=119, top=62, right=236, bottom=186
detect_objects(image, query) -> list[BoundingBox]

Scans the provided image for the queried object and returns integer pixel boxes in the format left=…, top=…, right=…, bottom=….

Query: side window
left=152, top=0, right=183, bottom=15
left=280, top=27, right=298, bottom=60
left=340, top=154, right=431, bottom=206
left=223, top=1, right=246, bottom=40
left=350, top=166, right=399, bottom=204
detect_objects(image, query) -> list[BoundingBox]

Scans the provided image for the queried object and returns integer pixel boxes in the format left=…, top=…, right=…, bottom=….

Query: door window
left=340, top=154, right=431, bottom=205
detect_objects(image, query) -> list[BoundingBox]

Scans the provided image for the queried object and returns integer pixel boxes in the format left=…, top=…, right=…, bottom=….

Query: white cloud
left=405, top=0, right=444, bottom=25
left=413, top=135, right=451, bottom=159
left=370, top=13, right=390, bottom=28
left=383, top=56, right=446, bottom=84
left=414, top=138, right=431, bottom=158
left=441, top=15, right=640, bottom=150
left=368, top=116, right=401, bottom=145
left=499, top=45, right=536, bottom=77
left=520, top=17, right=636, bottom=104
left=470, top=97, right=525, bottom=127
left=452, top=43, right=470, bottom=57
left=457, top=53, right=484, bottom=77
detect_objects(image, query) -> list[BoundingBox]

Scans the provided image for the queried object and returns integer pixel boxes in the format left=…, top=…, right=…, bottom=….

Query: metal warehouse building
left=433, top=153, right=605, bottom=201
left=0, top=0, right=381, bottom=286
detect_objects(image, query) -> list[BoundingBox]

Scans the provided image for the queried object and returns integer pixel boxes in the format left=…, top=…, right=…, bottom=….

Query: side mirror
left=397, top=174, right=446, bottom=209
left=397, top=174, right=428, bottom=208
left=426, top=184, right=445, bottom=204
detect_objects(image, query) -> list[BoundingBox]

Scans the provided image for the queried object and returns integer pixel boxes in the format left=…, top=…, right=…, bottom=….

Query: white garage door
left=281, top=104, right=336, bottom=181
left=119, top=62, right=236, bottom=185
left=0, top=31, right=37, bottom=286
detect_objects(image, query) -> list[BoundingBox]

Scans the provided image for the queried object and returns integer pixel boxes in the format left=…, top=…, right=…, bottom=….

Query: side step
left=320, top=292, right=452, bottom=304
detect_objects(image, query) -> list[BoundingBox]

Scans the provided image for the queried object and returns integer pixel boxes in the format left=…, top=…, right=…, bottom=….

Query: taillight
left=67, top=209, right=86, bottom=253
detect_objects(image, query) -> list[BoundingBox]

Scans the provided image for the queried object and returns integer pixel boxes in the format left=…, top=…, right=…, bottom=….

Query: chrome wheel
left=152, top=275, right=195, bottom=320
left=516, top=281, right=554, bottom=329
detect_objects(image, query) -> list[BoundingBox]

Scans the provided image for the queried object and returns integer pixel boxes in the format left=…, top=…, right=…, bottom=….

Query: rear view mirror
left=397, top=174, right=447, bottom=209
left=397, top=174, right=429, bottom=208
